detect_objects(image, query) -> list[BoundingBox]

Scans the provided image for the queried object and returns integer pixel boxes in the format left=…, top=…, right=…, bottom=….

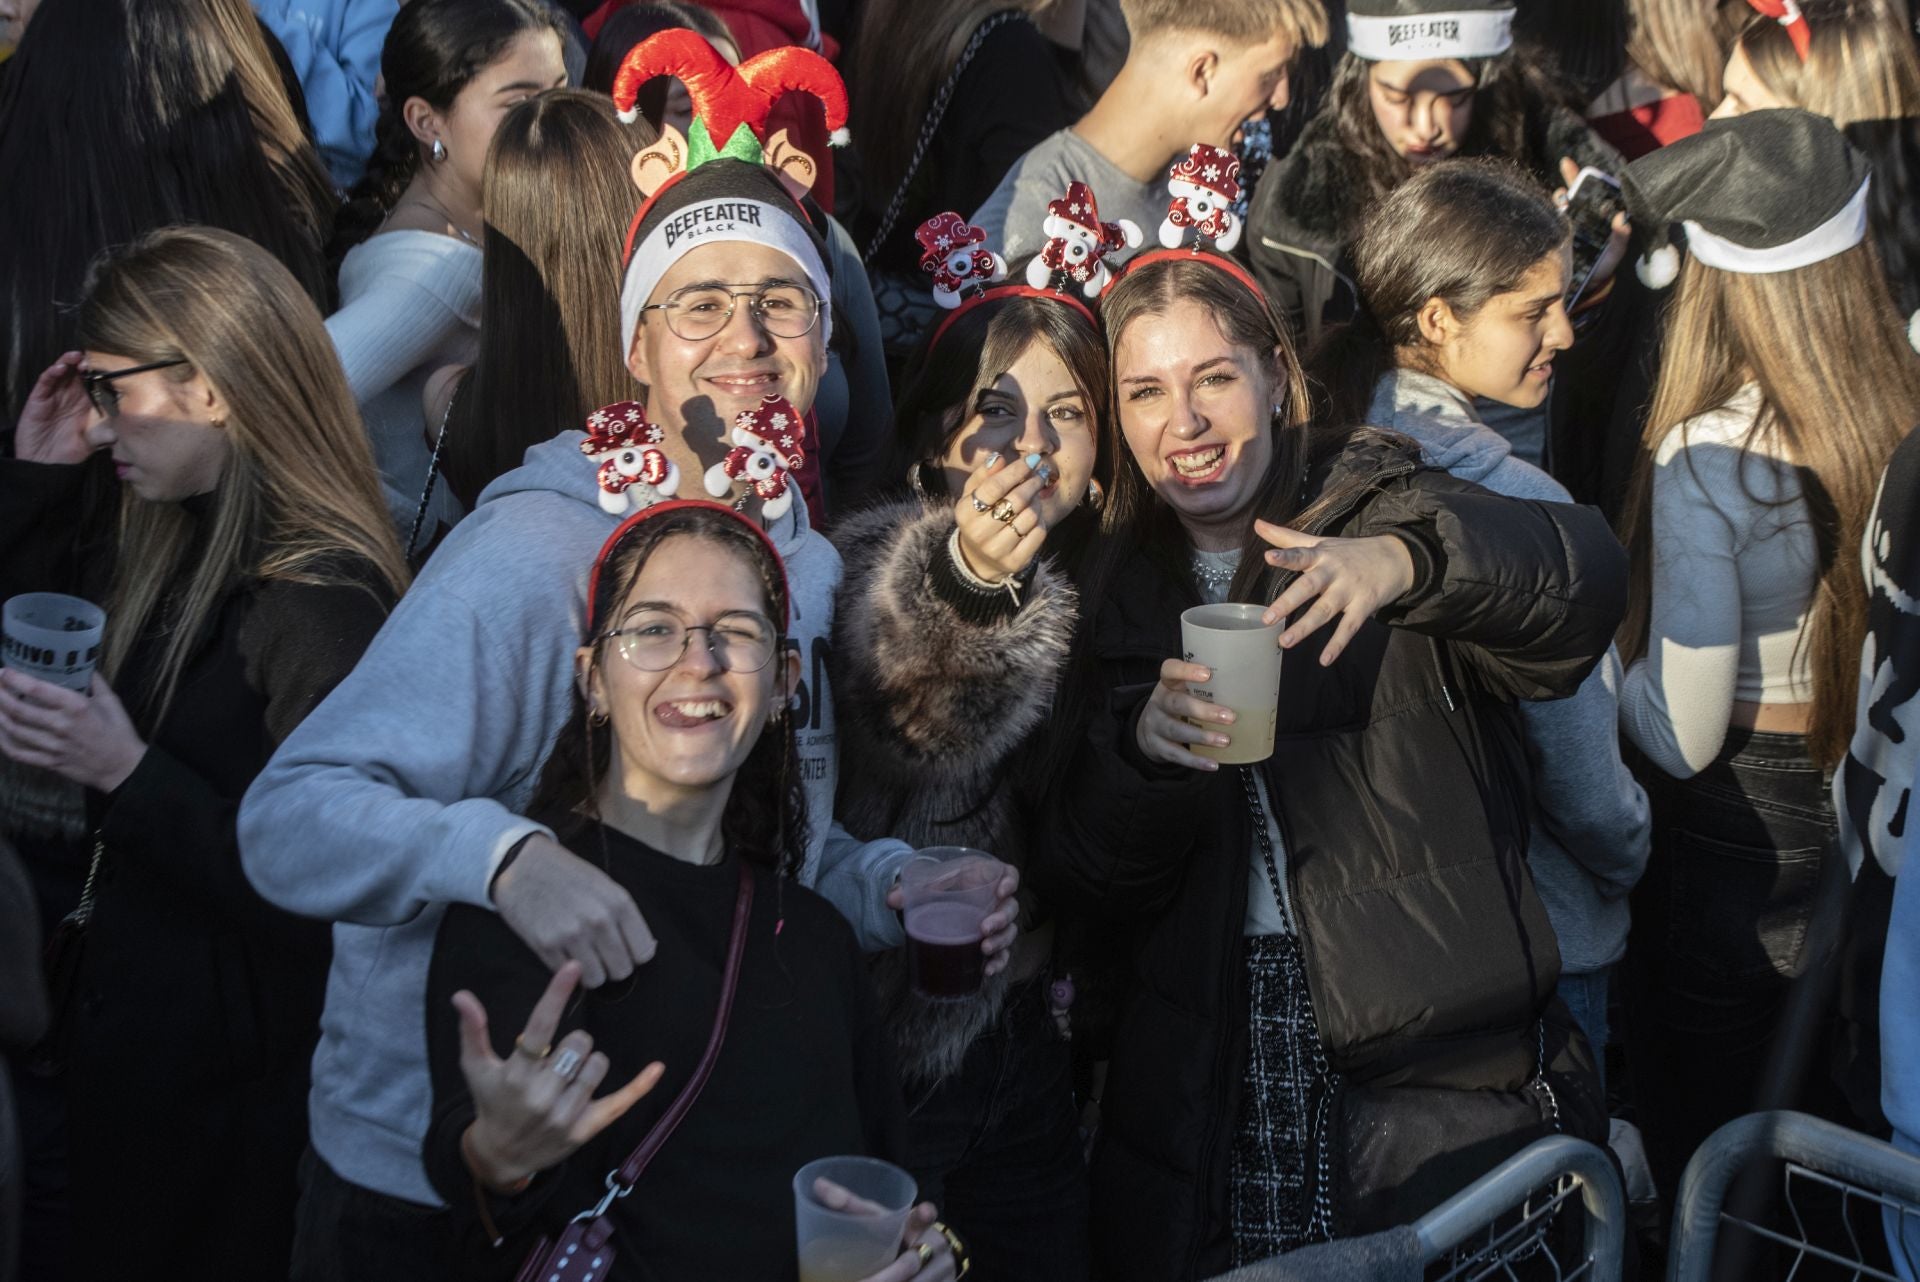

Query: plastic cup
left=793, top=1155, right=918, bottom=1282
left=898, top=847, right=1004, bottom=1001
left=1180, top=603, right=1282, bottom=764
left=2, top=593, right=106, bottom=692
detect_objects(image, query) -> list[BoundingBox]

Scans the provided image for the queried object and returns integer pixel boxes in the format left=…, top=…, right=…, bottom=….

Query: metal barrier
left=1415, top=1134, right=1628, bottom=1280
left=1666, top=1110, right=1920, bottom=1282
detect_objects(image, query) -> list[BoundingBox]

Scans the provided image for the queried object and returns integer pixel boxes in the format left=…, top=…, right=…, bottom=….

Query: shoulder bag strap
left=862, top=10, right=1028, bottom=264
left=612, top=861, right=755, bottom=1187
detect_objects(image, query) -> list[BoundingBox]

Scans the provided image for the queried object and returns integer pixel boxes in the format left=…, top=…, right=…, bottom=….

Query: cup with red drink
left=899, top=847, right=1005, bottom=1000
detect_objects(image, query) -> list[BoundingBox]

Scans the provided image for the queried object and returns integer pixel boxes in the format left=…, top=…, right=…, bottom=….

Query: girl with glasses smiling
left=422, top=502, right=963, bottom=1281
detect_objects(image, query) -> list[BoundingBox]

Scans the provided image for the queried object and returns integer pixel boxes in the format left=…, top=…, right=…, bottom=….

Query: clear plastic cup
left=3, top=593, right=106, bottom=692
left=1180, top=602, right=1283, bottom=764
left=898, top=848, right=1004, bottom=1000
left=793, top=1155, right=918, bottom=1282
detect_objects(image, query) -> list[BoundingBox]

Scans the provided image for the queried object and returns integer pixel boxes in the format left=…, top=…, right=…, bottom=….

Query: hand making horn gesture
left=953, top=451, right=1054, bottom=582
left=454, top=960, right=667, bottom=1193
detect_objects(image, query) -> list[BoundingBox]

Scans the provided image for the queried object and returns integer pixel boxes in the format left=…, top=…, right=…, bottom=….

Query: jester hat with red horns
left=610, top=28, right=849, bottom=180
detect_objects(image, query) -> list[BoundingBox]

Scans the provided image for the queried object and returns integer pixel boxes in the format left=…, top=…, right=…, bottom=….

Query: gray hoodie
left=238, top=432, right=912, bottom=1206
left=1366, top=370, right=1650, bottom=974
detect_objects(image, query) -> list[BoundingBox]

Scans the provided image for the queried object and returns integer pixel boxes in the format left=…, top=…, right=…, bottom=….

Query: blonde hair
left=77, top=227, right=410, bottom=727
left=1618, top=241, right=1920, bottom=767
left=1735, top=0, right=1920, bottom=126
left=1120, top=0, right=1329, bottom=47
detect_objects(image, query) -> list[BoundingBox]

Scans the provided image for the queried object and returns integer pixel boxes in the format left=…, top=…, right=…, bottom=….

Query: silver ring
left=551, top=1048, right=583, bottom=1079
left=970, top=495, right=990, bottom=513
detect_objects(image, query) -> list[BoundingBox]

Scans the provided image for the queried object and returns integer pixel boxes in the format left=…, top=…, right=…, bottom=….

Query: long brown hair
left=76, top=228, right=410, bottom=728
left=1310, top=157, right=1569, bottom=431
left=1098, top=256, right=1410, bottom=606
left=1626, top=0, right=1745, bottom=104
left=1734, top=0, right=1920, bottom=128
left=1617, top=242, right=1920, bottom=767
left=442, top=90, right=653, bottom=506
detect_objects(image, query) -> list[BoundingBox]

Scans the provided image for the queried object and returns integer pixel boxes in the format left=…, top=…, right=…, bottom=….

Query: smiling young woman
left=1040, top=246, right=1628, bottom=1279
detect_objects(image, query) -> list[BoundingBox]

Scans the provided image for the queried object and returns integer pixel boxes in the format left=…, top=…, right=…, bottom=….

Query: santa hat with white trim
left=1622, top=108, right=1872, bottom=289
left=1345, top=0, right=1515, bottom=62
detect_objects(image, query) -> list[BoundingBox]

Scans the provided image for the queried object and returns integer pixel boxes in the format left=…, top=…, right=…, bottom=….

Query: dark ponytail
left=330, top=0, right=564, bottom=261
left=1307, top=157, right=1570, bottom=430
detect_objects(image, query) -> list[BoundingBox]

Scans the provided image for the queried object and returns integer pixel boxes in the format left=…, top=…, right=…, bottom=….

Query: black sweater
left=425, top=815, right=907, bottom=1282
left=0, top=457, right=395, bottom=1275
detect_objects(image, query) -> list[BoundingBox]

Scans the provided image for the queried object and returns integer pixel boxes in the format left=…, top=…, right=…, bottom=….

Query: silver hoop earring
left=431, top=139, right=448, bottom=163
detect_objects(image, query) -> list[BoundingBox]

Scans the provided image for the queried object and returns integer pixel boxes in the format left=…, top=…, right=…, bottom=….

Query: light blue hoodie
left=238, top=432, right=911, bottom=1205
left=1367, top=369, right=1651, bottom=974
left=252, top=0, right=396, bottom=189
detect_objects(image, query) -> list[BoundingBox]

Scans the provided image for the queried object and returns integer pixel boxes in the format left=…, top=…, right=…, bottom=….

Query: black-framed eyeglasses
left=599, top=608, right=779, bottom=674
left=81, top=359, right=189, bottom=418
left=639, top=282, right=823, bottom=342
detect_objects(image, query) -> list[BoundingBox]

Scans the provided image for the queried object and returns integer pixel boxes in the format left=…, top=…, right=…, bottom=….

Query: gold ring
left=512, top=1034, right=550, bottom=1061
left=931, top=1221, right=968, bottom=1277
left=990, top=498, right=1016, bottom=523
left=915, top=1241, right=934, bottom=1268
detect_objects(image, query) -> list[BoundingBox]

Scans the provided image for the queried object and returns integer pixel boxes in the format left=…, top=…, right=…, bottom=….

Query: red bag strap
left=613, top=860, right=754, bottom=1188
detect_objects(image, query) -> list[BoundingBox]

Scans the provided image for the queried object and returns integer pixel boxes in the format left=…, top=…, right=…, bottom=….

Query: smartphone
left=1563, top=166, right=1625, bottom=308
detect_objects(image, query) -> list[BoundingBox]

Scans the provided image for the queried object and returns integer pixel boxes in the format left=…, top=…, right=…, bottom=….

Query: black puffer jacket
left=1032, top=440, right=1627, bottom=1281
left=1248, top=99, right=1622, bottom=349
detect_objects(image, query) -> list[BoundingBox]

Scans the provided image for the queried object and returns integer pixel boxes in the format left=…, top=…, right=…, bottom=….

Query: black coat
left=1032, top=442, right=1627, bottom=1281
left=0, top=459, right=394, bottom=1278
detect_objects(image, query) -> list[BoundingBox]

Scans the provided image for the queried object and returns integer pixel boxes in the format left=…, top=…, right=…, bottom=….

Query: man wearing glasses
left=238, top=158, right=992, bottom=1273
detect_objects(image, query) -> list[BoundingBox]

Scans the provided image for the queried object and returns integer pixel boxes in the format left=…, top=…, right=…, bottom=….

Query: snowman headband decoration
left=916, top=210, right=1099, bottom=351
left=1102, top=143, right=1268, bottom=301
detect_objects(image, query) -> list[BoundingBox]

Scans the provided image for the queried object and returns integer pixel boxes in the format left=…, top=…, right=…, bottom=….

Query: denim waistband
left=1716, top=725, right=1817, bottom=767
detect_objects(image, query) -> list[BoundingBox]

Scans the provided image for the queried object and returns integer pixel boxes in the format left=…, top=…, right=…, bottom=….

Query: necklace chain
left=1191, top=548, right=1239, bottom=589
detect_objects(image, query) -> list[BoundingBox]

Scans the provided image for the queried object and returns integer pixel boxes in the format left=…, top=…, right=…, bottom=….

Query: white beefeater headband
left=618, top=197, right=832, bottom=359
left=1346, top=8, right=1515, bottom=60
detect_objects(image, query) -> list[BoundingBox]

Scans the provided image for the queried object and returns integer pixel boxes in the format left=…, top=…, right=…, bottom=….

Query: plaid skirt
left=1228, top=931, right=1321, bottom=1265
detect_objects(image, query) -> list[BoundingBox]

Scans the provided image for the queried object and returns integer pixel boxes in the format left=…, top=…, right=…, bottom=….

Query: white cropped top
left=1618, top=384, right=1821, bottom=778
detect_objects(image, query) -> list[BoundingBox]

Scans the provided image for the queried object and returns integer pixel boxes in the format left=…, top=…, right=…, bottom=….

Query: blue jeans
left=903, top=977, right=1090, bottom=1282
left=1556, top=969, right=1610, bottom=1095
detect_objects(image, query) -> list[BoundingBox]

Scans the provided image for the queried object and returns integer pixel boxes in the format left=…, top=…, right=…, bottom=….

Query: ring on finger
left=551, top=1047, right=583, bottom=1078
left=513, top=1034, right=551, bottom=1061
left=916, top=1241, right=935, bottom=1268
left=970, top=495, right=990, bottom=513
left=990, top=498, right=1017, bottom=523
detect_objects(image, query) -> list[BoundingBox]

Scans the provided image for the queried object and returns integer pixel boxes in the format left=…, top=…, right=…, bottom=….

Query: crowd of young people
left=3, top=1, right=1919, bottom=1280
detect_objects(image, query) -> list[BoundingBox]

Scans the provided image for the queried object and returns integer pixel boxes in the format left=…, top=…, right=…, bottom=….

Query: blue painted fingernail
left=1024, top=452, right=1043, bottom=470
left=985, top=451, right=1002, bottom=468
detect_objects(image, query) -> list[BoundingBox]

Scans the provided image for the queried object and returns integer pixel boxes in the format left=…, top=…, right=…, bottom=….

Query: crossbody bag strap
left=614, top=861, right=755, bottom=1187
left=862, top=10, right=1028, bottom=264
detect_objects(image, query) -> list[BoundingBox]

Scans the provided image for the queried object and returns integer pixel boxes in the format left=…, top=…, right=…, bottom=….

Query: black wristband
left=489, top=832, right=539, bottom=899
left=928, top=529, right=1035, bottom=625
